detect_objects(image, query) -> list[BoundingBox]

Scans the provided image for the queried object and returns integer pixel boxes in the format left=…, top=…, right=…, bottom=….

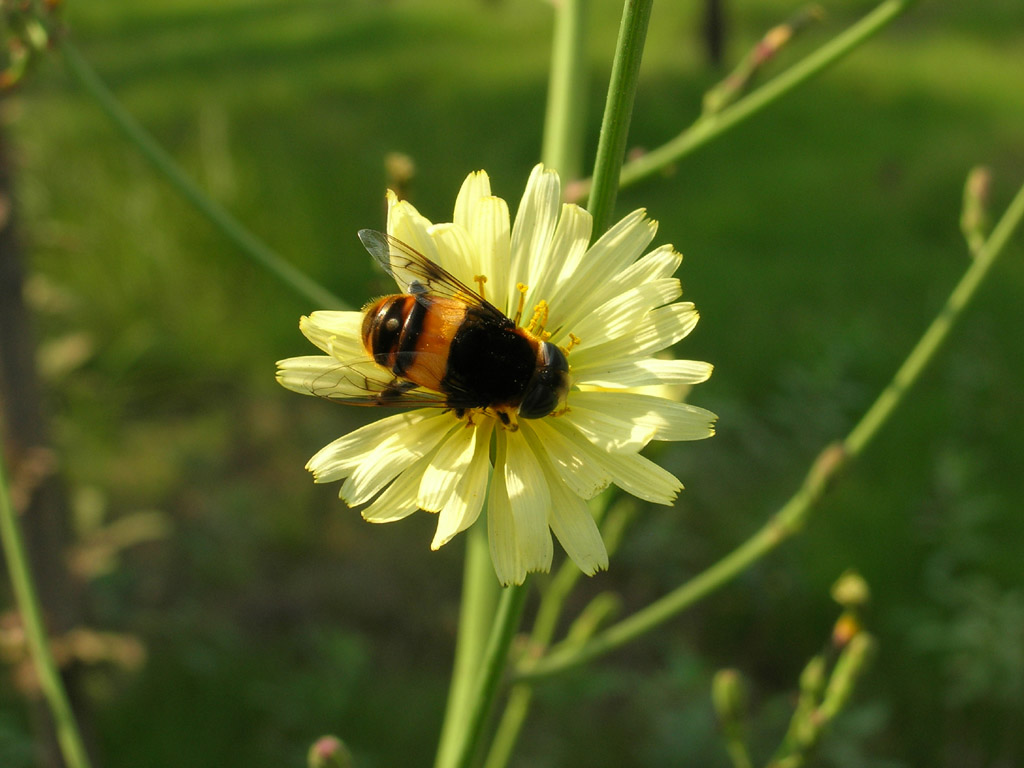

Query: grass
left=4, top=0, right=1024, bottom=765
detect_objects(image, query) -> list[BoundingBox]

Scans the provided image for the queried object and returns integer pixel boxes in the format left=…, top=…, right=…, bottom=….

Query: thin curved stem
left=517, top=176, right=1024, bottom=681
left=571, top=0, right=916, bottom=202
left=58, top=37, right=346, bottom=310
left=0, top=454, right=92, bottom=768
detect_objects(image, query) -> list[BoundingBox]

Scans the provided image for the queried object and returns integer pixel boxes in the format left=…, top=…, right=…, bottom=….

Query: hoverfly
left=311, top=230, right=570, bottom=430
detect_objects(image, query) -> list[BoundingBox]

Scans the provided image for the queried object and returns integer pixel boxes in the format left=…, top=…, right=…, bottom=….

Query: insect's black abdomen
left=442, top=307, right=533, bottom=409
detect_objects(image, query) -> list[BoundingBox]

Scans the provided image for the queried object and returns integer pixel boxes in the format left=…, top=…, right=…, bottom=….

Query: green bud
left=712, top=668, right=748, bottom=728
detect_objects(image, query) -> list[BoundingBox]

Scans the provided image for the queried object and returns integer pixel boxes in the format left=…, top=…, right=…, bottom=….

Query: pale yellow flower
left=277, top=165, right=716, bottom=585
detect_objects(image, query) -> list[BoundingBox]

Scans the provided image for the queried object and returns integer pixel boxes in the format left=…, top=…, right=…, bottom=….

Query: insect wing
left=357, top=229, right=504, bottom=318
left=290, top=355, right=451, bottom=409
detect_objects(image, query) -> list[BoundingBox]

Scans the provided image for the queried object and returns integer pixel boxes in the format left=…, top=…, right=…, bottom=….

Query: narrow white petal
left=340, top=415, right=456, bottom=505
left=299, top=311, right=365, bottom=358
left=543, top=464, right=608, bottom=575
left=548, top=209, right=656, bottom=318
left=504, top=427, right=553, bottom=574
left=276, top=355, right=384, bottom=399
left=418, top=422, right=478, bottom=512
left=525, top=203, right=592, bottom=315
left=453, top=170, right=493, bottom=230
left=361, top=453, right=433, bottom=523
left=466, top=196, right=511, bottom=312
left=546, top=418, right=682, bottom=504
left=427, top=222, right=478, bottom=289
left=569, top=303, right=699, bottom=370
left=526, top=419, right=612, bottom=500
left=572, top=358, right=714, bottom=388
left=432, top=419, right=494, bottom=550
left=488, top=431, right=524, bottom=586
left=568, top=278, right=681, bottom=346
left=509, top=164, right=560, bottom=312
left=305, top=410, right=441, bottom=483
left=386, top=195, right=441, bottom=266
left=570, top=391, right=718, bottom=441
left=560, top=405, right=657, bottom=452
left=275, top=355, right=337, bottom=396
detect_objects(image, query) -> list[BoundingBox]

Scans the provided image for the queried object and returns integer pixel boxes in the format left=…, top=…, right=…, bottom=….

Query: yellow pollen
left=473, top=274, right=488, bottom=300
left=513, top=283, right=529, bottom=325
left=565, top=333, right=581, bottom=353
left=526, top=300, right=549, bottom=336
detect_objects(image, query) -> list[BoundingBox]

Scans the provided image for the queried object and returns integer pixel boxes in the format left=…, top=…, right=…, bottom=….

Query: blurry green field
left=4, top=0, right=1024, bottom=766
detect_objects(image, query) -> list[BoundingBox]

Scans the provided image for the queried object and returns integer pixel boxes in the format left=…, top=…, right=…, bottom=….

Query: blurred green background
left=2, top=0, right=1023, bottom=765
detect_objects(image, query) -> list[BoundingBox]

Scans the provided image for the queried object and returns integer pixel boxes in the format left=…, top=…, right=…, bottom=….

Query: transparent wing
left=277, top=355, right=451, bottom=409
left=358, top=229, right=507, bottom=322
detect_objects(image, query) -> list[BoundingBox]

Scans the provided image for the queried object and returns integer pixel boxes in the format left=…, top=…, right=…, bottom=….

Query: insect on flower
left=328, top=229, right=573, bottom=431
left=278, top=165, right=718, bottom=585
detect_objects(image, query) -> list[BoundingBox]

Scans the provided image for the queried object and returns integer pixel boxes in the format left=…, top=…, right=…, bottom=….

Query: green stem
left=516, top=176, right=1024, bottom=681
left=845, top=177, right=1024, bottom=458
left=541, top=0, right=588, bottom=182
left=573, top=0, right=916, bottom=201
left=447, top=583, right=529, bottom=768
left=58, top=38, right=345, bottom=310
left=0, top=454, right=92, bottom=768
left=435, top=521, right=500, bottom=768
left=586, top=0, right=653, bottom=237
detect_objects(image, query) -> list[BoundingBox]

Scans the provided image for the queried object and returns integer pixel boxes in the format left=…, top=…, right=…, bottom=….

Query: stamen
left=565, top=333, right=581, bottom=353
left=473, top=274, right=488, bottom=301
left=525, top=300, right=549, bottom=336
left=513, top=283, right=529, bottom=325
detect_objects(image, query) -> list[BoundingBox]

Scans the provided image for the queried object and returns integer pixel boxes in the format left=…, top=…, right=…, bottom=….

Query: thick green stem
left=572, top=0, right=916, bottom=201
left=435, top=522, right=500, bottom=768
left=541, top=0, right=588, bottom=182
left=586, top=0, right=653, bottom=237
left=58, top=38, right=345, bottom=310
left=446, top=583, right=529, bottom=768
left=0, top=453, right=92, bottom=768
left=517, top=176, right=1024, bottom=681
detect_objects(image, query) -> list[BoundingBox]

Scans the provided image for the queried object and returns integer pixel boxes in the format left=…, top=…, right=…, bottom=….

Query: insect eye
left=518, top=343, right=570, bottom=419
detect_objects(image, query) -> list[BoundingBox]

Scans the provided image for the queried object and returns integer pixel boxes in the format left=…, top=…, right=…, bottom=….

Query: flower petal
left=305, top=409, right=443, bottom=483
left=572, top=358, right=714, bottom=388
left=432, top=419, right=494, bottom=550
left=387, top=193, right=441, bottom=266
left=525, top=419, right=612, bottom=500
left=299, top=311, right=365, bottom=358
left=361, top=453, right=433, bottom=523
left=546, top=418, right=683, bottom=504
left=465, top=196, right=511, bottom=312
left=276, top=355, right=384, bottom=400
left=568, top=278, right=681, bottom=346
left=569, top=303, right=699, bottom=370
left=545, top=471, right=608, bottom=575
left=560, top=405, right=657, bottom=452
left=548, top=209, right=656, bottom=321
left=570, top=391, right=718, bottom=441
left=521, top=426, right=608, bottom=574
left=453, top=170, right=493, bottom=230
left=419, top=421, right=479, bottom=512
left=428, top=222, right=479, bottom=289
left=525, top=203, right=592, bottom=313
left=340, top=416, right=456, bottom=506
left=509, top=164, right=561, bottom=312
left=503, top=428, right=553, bottom=575
left=488, top=432, right=523, bottom=586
